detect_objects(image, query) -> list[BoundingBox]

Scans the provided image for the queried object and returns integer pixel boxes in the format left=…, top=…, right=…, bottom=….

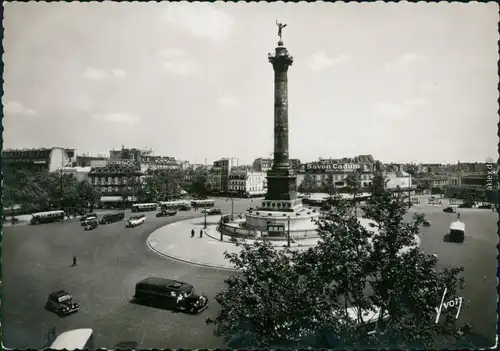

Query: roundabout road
left=3, top=198, right=497, bottom=348
left=3, top=198, right=257, bottom=349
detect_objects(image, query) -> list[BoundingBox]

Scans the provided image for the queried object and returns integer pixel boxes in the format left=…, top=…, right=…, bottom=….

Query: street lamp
left=287, top=216, right=291, bottom=247
left=204, top=205, right=207, bottom=229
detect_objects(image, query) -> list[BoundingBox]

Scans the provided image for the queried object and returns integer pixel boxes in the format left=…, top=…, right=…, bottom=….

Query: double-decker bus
left=159, top=200, right=191, bottom=211
left=191, top=199, right=215, bottom=208
left=131, top=203, right=158, bottom=212
left=50, top=328, right=94, bottom=350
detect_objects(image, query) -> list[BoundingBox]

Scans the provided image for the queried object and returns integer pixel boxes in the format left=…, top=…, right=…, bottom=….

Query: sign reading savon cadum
left=299, top=162, right=370, bottom=172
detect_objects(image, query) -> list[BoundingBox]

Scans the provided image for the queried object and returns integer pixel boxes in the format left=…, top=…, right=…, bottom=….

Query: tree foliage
left=141, top=169, right=184, bottom=202
left=4, top=169, right=100, bottom=213
left=190, top=171, right=211, bottom=198
left=207, top=169, right=467, bottom=349
left=298, top=173, right=318, bottom=194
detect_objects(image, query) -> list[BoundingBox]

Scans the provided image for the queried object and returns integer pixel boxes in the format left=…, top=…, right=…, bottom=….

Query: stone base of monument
left=217, top=206, right=321, bottom=241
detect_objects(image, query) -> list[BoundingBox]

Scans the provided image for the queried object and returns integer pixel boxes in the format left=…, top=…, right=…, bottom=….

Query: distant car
left=126, top=214, right=146, bottom=227
left=458, top=202, right=474, bottom=209
left=84, top=220, right=99, bottom=231
left=203, top=208, right=222, bottom=215
left=45, top=290, right=79, bottom=316
left=443, top=207, right=456, bottom=213
left=80, top=213, right=98, bottom=226
left=422, top=220, right=431, bottom=227
left=478, top=203, right=492, bottom=209
left=156, top=209, right=177, bottom=217
left=178, top=205, right=191, bottom=211
left=134, top=277, right=208, bottom=314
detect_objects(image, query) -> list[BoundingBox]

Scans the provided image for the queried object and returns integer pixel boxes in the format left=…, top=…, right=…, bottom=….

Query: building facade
left=88, top=163, right=142, bottom=208
left=140, top=156, right=180, bottom=172
left=228, top=167, right=267, bottom=197
left=61, top=167, right=92, bottom=182
left=212, top=158, right=236, bottom=193
left=75, top=155, right=108, bottom=168
left=296, top=155, right=376, bottom=191
left=3, top=147, right=75, bottom=175
left=252, top=158, right=273, bottom=173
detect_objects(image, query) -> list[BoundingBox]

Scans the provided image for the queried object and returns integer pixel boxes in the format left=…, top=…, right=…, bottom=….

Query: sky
left=3, top=2, right=499, bottom=165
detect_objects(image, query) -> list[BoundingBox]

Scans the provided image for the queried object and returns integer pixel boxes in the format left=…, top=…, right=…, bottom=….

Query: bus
left=191, top=199, right=215, bottom=209
left=50, top=328, right=94, bottom=350
left=30, top=210, right=65, bottom=225
left=131, top=203, right=158, bottom=212
left=159, top=200, right=191, bottom=211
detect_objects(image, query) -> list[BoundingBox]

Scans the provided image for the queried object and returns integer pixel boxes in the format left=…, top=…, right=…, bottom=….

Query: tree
left=344, top=169, right=362, bottom=216
left=191, top=171, right=210, bottom=198
left=207, top=169, right=467, bottom=349
left=76, top=180, right=101, bottom=212
left=298, top=173, right=317, bottom=194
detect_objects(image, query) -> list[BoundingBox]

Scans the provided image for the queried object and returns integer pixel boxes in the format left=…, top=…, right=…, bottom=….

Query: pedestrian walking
left=199, top=229, right=203, bottom=238
left=191, top=229, right=195, bottom=238
left=457, top=213, right=461, bottom=220
left=71, top=256, right=77, bottom=267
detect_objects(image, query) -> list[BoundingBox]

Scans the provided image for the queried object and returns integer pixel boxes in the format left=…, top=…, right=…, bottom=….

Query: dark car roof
left=49, top=290, right=71, bottom=298
left=137, top=277, right=193, bottom=291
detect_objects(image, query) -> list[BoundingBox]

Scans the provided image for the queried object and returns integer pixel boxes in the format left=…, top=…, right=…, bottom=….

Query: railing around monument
left=217, top=221, right=318, bottom=240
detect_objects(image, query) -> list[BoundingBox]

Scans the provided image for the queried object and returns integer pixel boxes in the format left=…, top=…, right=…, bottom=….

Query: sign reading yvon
left=299, top=163, right=369, bottom=172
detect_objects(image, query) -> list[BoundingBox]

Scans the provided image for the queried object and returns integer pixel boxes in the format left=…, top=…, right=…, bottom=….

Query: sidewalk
left=147, top=216, right=421, bottom=271
left=146, top=216, right=319, bottom=271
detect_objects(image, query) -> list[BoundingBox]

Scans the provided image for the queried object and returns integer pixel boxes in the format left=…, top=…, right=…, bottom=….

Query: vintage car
left=99, top=212, right=125, bottom=224
left=443, top=207, right=456, bottom=213
left=133, top=277, right=208, bottom=314
left=178, top=205, right=191, bottom=211
left=458, top=202, right=475, bottom=209
left=449, top=220, right=465, bottom=243
left=81, top=213, right=98, bottom=226
left=84, top=219, right=99, bottom=231
left=422, top=220, right=431, bottom=227
left=202, top=208, right=222, bottom=215
left=45, top=290, right=79, bottom=316
left=126, top=214, right=146, bottom=228
left=156, top=209, right=177, bottom=217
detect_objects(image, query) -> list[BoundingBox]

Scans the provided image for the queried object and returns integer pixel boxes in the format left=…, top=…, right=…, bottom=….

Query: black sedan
left=443, top=207, right=456, bottom=213
left=45, top=290, right=79, bottom=316
left=156, top=209, right=177, bottom=217
left=84, top=220, right=99, bottom=231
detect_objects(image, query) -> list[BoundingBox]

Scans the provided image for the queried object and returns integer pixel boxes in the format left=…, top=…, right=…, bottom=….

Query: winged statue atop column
left=276, top=19, right=288, bottom=41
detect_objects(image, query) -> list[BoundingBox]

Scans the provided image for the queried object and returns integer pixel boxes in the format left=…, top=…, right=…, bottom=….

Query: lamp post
left=408, top=173, right=412, bottom=208
left=204, top=205, right=207, bottom=229
left=287, top=216, right=291, bottom=247
left=231, top=195, right=234, bottom=219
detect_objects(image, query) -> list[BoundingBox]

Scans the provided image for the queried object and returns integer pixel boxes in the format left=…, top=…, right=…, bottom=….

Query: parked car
left=458, top=202, right=474, bottom=209
left=133, top=277, right=208, bottom=314
left=81, top=213, right=98, bottom=226
left=449, top=220, right=465, bottom=243
left=127, top=214, right=146, bottom=228
left=84, top=220, right=99, bottom=231
left=202, top=208, right=222, bottom=215
left=178, top=205, right=191, bottom=211
left=478, top=203, right=492, bottom=209
left=422, top=220, right=431, bottom=227
left=443, top=207, right=456, bottom=213
left=156, top=209, right=177, bottom=217
left=45, top=290, right=79, bottom=316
